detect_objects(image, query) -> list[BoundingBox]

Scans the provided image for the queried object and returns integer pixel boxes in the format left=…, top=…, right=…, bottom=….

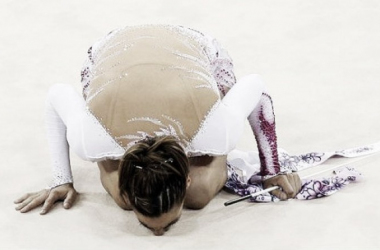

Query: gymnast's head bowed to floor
left=118, top=136, right=190, bottom=235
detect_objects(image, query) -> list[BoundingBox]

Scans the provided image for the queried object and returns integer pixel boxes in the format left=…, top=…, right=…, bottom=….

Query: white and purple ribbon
left=224, top=142, right=380, bottom=202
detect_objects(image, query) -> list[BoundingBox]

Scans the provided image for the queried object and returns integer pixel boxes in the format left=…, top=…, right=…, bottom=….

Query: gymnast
left=14, top=25, right=301, bottom=236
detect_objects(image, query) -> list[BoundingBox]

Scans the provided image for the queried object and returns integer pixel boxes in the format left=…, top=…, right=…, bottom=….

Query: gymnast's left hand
left=14, top=183, right=78, bottom=215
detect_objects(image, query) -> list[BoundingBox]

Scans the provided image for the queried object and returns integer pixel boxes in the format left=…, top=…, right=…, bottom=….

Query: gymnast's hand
left=14, top=183, right=78, bottom=215
left=263, top=173, right=302, bottom=200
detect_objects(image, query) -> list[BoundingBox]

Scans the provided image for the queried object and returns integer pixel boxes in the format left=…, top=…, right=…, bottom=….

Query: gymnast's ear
left=186, top=176, right=191, bottom=189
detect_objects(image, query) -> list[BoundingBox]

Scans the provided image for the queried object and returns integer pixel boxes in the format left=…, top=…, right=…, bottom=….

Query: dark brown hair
left=118, top=136, right=189, bottom=217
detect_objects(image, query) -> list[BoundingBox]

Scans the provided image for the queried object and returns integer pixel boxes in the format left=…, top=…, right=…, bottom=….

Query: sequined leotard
left=45, top=25, right=280, bottom=188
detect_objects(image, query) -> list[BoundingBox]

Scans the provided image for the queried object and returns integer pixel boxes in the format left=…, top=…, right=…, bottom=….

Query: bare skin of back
left=98, top=155, right=228, bottom=210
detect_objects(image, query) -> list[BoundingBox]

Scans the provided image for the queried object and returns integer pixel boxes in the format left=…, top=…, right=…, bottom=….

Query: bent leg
left=190, top=74, right=266, bottom=154
left=222, top=74, right=266, bottom=118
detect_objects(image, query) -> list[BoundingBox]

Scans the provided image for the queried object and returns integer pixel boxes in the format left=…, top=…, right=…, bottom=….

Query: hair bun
left=118, top=136, right=189, bottom=217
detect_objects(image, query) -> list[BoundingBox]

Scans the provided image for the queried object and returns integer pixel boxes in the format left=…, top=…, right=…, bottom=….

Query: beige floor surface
left=1, top=1, right=380, bottom=249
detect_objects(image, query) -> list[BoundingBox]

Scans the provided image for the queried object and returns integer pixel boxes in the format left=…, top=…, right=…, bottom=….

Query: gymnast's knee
left=241, top=74, right=267, bottom=93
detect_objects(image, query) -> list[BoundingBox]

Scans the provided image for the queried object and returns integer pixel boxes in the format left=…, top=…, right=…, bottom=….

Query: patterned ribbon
left=224, top=142, right=380, bottom=202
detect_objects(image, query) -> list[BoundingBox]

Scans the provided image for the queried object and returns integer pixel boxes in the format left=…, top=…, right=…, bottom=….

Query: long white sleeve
left=45, top=86, right=73, bottom=188
left=45, top=84, right=125, bottom=188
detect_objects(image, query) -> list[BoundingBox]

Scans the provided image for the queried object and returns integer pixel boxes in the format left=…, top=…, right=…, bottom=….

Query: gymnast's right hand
left=14, top=183, right=78, bottom=215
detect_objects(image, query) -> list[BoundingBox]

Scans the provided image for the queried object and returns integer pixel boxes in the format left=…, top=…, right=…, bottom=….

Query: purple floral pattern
left=279, top=151, right=325, bottom=172
left=296, top=167, right=362, bottom=200
left=225, top=163, right=280, bottom=202
left=225, top=164, right=362, bottom=203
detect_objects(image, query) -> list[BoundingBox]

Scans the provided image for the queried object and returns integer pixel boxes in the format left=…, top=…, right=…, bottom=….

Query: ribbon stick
left=224, top=150, right=380, bottom=207
left=224, top=186, right=278, bottom=206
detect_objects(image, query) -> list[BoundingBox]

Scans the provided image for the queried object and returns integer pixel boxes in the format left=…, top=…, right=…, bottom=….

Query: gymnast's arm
left=14, top=84, right=125, bottom=214
left=192, top=74, right=301, bottom=199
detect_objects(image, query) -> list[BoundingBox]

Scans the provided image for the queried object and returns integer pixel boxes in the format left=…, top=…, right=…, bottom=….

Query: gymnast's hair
left=118, top=136, right=189, bottom=217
